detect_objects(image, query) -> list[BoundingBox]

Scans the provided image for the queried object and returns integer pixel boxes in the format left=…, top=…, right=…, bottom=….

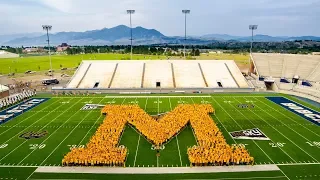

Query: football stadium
left=0, top=2, right=320, bottom=179
left=0, top=52, right=319, bottom=179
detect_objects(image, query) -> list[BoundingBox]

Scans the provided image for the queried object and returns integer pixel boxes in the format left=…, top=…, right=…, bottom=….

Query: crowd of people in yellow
left=62, top=104, right=253, bottom=166
left=187, top=104, right=254, bottom=165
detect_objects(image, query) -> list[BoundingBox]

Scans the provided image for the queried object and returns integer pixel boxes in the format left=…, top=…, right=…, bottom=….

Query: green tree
left=195, top=49, right=200, bottom=56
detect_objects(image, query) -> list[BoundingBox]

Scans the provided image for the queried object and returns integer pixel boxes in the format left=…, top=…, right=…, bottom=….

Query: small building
left=23, top=47, right=46, bottom=53
left=57, top=43, right=70, bottom=52
left=0, top=84, right=9, bottom=99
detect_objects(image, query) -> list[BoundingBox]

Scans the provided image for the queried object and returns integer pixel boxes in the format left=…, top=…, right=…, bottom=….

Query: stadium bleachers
left=143, top=61, right=174, bottom=88
left=252, top=53, right=320, bottom=82
left=199, top=61, right=238, bottom=88
left=225, top=61, right=250, bottom=88
left=111, top=61, right=144, bottom=88
left=66, top=60, right=250, bottom=89
left=172, top=61, right=206, bottom=88
left=67, top=62, right=92, bottom=88
left=0, top=90, right=35, bottom=110
left=78, top=62, right=117, bottom=88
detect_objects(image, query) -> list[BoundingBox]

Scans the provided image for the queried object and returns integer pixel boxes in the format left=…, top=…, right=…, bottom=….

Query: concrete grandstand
left=251, top=53, right=320, bottom=102
left=58, top=60, right=253, bottom=93
left=0, top=50, right=19, bottom=58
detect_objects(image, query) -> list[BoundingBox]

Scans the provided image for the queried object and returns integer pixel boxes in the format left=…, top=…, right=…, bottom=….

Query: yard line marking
left=253, top=97, right=320, bottom=149
left=211, top=96, right=280, bottom=163
left=169, top=97, right=183, bottom=167
left=0, top=98, right=78, bottom=162
left=14, top=98, right=85, bottom=165
left=157, top=156, right=159, bottom=167
left=278, top=168, right=290, bottom=180
left=176, top=136, right=183, bottom=167
left=133, top=135, right=141, bottom=167
left=103, top=96, right=212, bottom=98
left=241, top=97, right=319, bottom=163
left=134, top=98, right=147, bottom=167
left=157, top=97, right=159, bottom=114
left=0, top=98, right=62, bottom=136
left=255, top=97, right=320, bottom=138
left=226, top=97, right=297, bottom=163
left=38, top=97, right=103, bottom=166
left=77, top=97, right=117, bottom=146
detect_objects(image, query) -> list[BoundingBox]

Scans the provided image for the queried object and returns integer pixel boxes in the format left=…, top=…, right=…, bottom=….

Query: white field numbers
left=306, top=141, right=320, bottom=147
left=68, top=144, right=85, bottom=150
left=129, top=101, right=139, bottom=104
left=269, top=142, right=286, bottom=148
left=201, top=101, right=210, bottom=104
left=0, top=144, right=8, bottom=148
left=178, top=100, right=187, bottom=104
left=29, top=144, right=46, bottom=149
left=232, top=143, right=248, bottom=148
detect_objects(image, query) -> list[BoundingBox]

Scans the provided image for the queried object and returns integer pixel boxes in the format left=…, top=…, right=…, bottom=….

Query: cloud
left=0, top=0, right=319, bottom=36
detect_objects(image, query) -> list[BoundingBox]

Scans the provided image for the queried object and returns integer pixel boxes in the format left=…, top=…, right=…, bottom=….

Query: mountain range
left=1, top=25, right=320, bottom=46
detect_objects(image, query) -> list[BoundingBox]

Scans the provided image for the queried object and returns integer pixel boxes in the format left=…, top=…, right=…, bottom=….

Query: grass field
left=0, top=93, right=319, bottom=179
left=0, top=53, right=249, bottom=75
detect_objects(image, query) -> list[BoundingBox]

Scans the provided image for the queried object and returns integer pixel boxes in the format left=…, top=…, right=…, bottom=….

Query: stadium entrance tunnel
left=264, top=82, right=276, bottom=91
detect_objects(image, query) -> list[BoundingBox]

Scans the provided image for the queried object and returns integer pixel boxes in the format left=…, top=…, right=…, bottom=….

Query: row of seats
left=252, top=53, right=320, bottom=82
left=67, top=60, right=249, bottom=89
left=0, top=90, right=36, bottom=110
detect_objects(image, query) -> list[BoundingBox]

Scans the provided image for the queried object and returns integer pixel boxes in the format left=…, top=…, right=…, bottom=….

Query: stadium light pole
left=127, top=10, right=135, bottom=60
left=42, top=25, right=53, bottom=76
left=249, top=25, right=258, bottom=54
left=182, top=10, right=190, bottom=60
left=249, top=25, right=258, bottom=74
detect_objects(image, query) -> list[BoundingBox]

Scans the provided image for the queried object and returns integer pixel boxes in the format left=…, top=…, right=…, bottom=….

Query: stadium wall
left=51, top=87, right=255, bottom=94
left=279, top=89, right=320, bottom=103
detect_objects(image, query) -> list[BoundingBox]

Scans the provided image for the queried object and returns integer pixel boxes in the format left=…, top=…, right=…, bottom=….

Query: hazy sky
left=1, top=0, right=320, bottom=36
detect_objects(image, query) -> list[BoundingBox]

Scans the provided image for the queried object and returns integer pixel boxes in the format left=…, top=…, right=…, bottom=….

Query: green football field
left=0, top=93, right=319, bottom=179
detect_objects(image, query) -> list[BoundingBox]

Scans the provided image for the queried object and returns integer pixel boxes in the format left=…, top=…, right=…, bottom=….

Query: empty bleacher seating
left=172, top=61, right=206, bottom=88
left=252, top=53, right=320, bottom=82
left=143, top=61, right=174, bottom=88
left=78, top=62, right=117, bottom=88
left=66, top=60, right=250, bottom=89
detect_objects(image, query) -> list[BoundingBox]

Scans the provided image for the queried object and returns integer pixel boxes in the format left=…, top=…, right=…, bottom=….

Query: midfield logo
left=230, top=128, right=270, bottom=140
left=19, top=130, right=48, bottom=140
left=237, top=104, right=255, bottom=108
left=80, top=104, right=105, bottom=110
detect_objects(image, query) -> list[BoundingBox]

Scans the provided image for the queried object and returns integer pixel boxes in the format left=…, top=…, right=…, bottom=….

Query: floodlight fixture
left=127, top=10, right=135, bottom=60
left=182, top=9, right=190, bottom=60
left=249, top=25, right=258, bottom=30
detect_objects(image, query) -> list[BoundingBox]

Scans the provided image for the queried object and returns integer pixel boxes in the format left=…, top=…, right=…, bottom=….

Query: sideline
left=35, top=165, right=279, bottom=174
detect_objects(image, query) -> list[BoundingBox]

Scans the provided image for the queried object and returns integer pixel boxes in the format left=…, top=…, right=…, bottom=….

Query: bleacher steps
left=224, top=63, right=239, bottom=88
left=171, top=63, right=176, bottom=88
left=108, top=63, right=118, bottom=88
left=306, top=61, right=320, bottom=81
left=198, top=63, right=208, bottom=87
left=76, top=63, right=92, bottom=88
left=141, top=63, right=146, bottom=88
